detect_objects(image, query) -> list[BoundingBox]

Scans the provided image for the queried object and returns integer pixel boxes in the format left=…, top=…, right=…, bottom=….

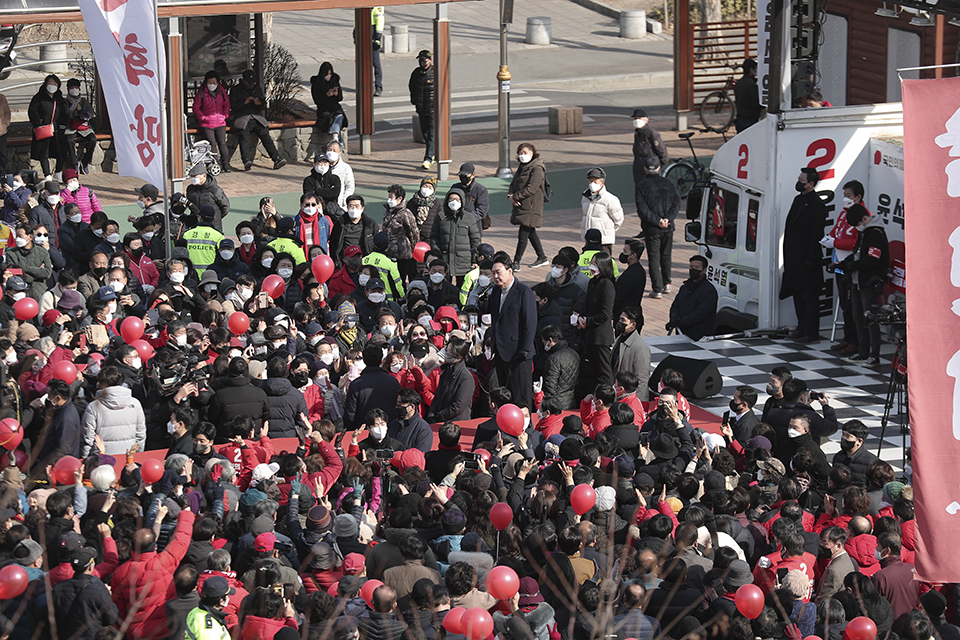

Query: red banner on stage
left=903, top=76, right=960, bottom=582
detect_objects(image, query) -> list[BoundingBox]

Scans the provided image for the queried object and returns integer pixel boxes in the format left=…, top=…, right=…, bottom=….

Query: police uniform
left=363, top=250, right=405, bottom=301
left=183, top=225, right=224, bottom=276
left=459, top=266, right=479, bottom=306
left=577, top=250, right=620, bottom=278
left=267, top=236, right=307, bottom=264
left=185, top=605, right=230, bottom=640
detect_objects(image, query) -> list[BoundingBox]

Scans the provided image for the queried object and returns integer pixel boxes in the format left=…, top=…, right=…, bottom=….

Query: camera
left=809, top=391, right=825, bottom=402
left=463, top=452, right=480, bottom=470
left=152, top=351, right=209, bottom=395
left=373, top=448, right=395, bottom=460
left=864, top=302, right=905, bottom=327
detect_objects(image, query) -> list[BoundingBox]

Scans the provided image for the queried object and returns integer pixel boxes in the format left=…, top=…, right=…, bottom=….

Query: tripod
left=876, top=334, right=908, bottom=469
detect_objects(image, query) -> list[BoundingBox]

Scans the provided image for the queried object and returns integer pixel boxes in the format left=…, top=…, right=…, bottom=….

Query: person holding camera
left=839, top=204, right=889, bottom=367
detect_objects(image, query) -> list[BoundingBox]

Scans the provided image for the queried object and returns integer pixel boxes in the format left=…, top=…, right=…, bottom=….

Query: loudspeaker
left=648, top=355, right=723, bottom=399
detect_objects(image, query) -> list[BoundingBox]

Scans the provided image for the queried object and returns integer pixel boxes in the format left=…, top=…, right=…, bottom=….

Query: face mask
left=12, top=292, right=25, bottom=301
left=47, top=195, right=60, bottom=206
left=619, top=252, right=634, bottom=265
left=840, top=438, right=856, bottom=452
left=290, top=372, right=309, bottom=387
left=543, top=341, right=552, bottom=352
left=271, top=341, right=286, bottom=351
left=207, top=83, right=218, bottom=92
left=370, top=425, right=388, bottom=440
left=418, top=316, right=432, bottom=328
left=230, top=288, right=249, bottom=304
left=220, top=250, right=234, bottom=261
left=795, top=181, right=806, bottom=193
left=195, top=442, right=211, bottom=454
left=875, top=549, right=884, bottom=561
left=14, top=237, right=27, bottom=248
left=228, top=349, right=242, bottom=359
left=192, top=176, right=204, bottom=186
left=345, top=320, right=357, bottom=329
left=357, top=274, right=371, bottom=288
left=523, top=415, right=531, bottom=430
left=766, top=383, right=780, bottom=396
left=3, top=352, right=14, bottom=365
left=314, top=164, right=328, bottom=174
left=233, top=234, right=252, bottom=248
left=843, top=197, right=855, bottom=208
left=689, top=268, right=701, bottom=280
left=308, top=335, right=323, bottom=347
left=419, top=59, right=428, bottom=68
left=448, top=200, right=462, bottom=211
left=588, top=182, right=603, bottom=193
left=278, top=268, right=294, bottom=279
left=167, top=420, right=178, bottom=434
left=67, top=181, right=80, bottom=192
left=633, top=118, right=645, bottom=128
left=326, top=151, right=339, bottom=163
left=169, top=272, right=185, bottom=284
left=315, top=375, right=329, bottom=388
left=110, top=280, right=124, bottom=293
left=46, top=84, right=58, bottom=94
left=484, top=347, right=493, bottom=360
left=93, top=228, right=103, bottom=237
left=550, top=266, right=563, bottom=280
left=588, top=264, right=600, bottom=277
left=420, top=186, right=434, bottom=197
left=319, top=353, right=335, bottom=366
left=130, top=356, right=142, bottom=370
left=34, top=234, right=49, bottom=245
left=63, top=212, right=81, bottom=225
left=262, top=257, right=273, bottom=268
left=477, top=275, right=491, bottom=288
left=107, top=302, right=118, bottom=315
left=204, top=284, right=218, bottom=294
left=302, top=205, right=318, bottom=216
left=67, top=87, right=81, bottom=98
left=324, top=73, right=332, bottom=81
left=138, top=232, right=154, bottom=243
left=615, top=321, right=627, bottom=336
left=430, top=272, right=445, bottom=284
left=518, top=153, right=532, bottom=164
left=368, top=292, right=385, bottom=304
left=390, top=362, right=403, bottom=374
left=386, top=198, right=398, bottom=208
left=91, top=266, right=107, bottom=279
left=787, top=428, right=802, bottom=439
left=107, top=233, right=121, bottom=244
left=436, top=348, right=447, bottom=363
left=481, top=314, right=491, bottom=326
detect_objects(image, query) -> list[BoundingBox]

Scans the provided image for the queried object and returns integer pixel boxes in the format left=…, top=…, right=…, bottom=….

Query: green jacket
left=183, top=225, right=224, bottom=276
left=6, top=244, right=53, bottom=299
left=185, top=605, right=230, bottom=640
left=363, top=251, right=405, bottom=300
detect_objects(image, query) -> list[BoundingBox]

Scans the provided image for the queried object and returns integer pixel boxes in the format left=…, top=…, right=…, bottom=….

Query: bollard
left=391, top=24, right=409, bottom=54
left=382, top=34, right=393, bottom=55
left=408, top=34, right=416, bottom=53
left=620, top=10, right=647, bottom=39
left=40, top=43, right=68, bottom=73
left=525, top=17, right=552, bottom=45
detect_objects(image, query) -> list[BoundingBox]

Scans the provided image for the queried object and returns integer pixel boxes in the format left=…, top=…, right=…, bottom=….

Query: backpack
left=541, top=167, right=552, bottom=202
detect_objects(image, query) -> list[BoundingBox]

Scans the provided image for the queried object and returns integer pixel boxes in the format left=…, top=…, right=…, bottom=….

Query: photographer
left=838, top=204, right=890, bottom=367
left=766, top=377, right=838, bottom=453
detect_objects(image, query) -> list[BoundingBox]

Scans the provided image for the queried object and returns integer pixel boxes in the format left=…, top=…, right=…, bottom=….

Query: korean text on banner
left=902, top=75, right=960, bottom=583
left=78, top=0, right=165, bottom=187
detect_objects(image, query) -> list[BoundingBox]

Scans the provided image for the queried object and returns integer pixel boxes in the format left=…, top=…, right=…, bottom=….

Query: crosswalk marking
left=370, top=95, right=550, bottom=117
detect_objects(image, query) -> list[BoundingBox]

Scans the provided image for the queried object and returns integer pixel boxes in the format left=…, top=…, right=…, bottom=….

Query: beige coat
left=580, top=186, right=624, bottom=245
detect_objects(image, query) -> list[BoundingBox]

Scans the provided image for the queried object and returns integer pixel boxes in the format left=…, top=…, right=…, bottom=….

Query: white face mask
left=273, top=341, right=286, bottom=350
left=518, top=153, right=532, bottom=164
left=240, top=287, right=253, bottom=301
left=102, top=312, right=113, bottom=324
left=220, top=250, right=234, bottom=260
left=14, top=237, right=28, bottom=248
left=386, top=198, right=398, bottom=208
left=418, top=316, right=432, bottom=328
left=481, top=314, right=492, bottom=326
left=478, top=275, right=491, bottom=287
left=229, top=349, right=242, bottom=358
left=787, top=428, right=802, bottom=439
left=430, top=272, right=445, bottom=284
left=448, top=200, right=462, bottom=211
left=35, top=234, right=48, bottom=244
left=381, top=324, right=396, bottom=337
left=47, top=195, right=60, bottom=206
left=3, top=352, right=15, bottom=365
left=345, top=320, right=357, bottom=329
left=550, top=266, right=563, bottom=280
left=12, top=292, right=26, bottom=301
left=191, top=176, right=203, bottom=186
left=420, top=186, right=434, bottom=197
left=310, top=335, right=323, bottom=346
left=93, top=228, right=103, bottom=237
left=239, top=234, right=255, bottom=246
left=278, top=268, right=294, bottom=279
left=12, top=181, right=22, bottom=190
left=842, top=197, right=855, bottom=208
left=67, top=181, right=80, bottom=192
left=634, top=119, right=646, bottom=128
left=169, top=272, right=185, bottom=284
left=46, top=84, right=58, bottom=94
left=302, top=205, right=318, bottom=216
left=368, top=291, right=385, bottom=304
left=484, top=347, right=493, bottom=360
left=589, top=182, right=603, bottom=193
left=141, top=231, right=154, bottom=241
left=469, top=314, right=478, bottom=325
left=370, top=425, right=388, bottom=440
left=204, top=284, right=218, bottom=293
left=106, top=233, right=121, bottom=244
left=131, top=357, right=142, bottom=370
left=68, top=88, right=81, bottom=97
left=108, top=302, right=117, bottom=315
left=358, top=274, right=370, bottom=287
left=320, top=353, right=335, bottom=365
left=175, top=334, right=187, bottom=346
left=167, top=420, right=178, bottom=434
left=390, top=362, right=403, bottom=373
left=136, top=200, right=146, bottom=210
left=588, top=264, right=600, bottom=277
left=261, top=257, right=273, bottom=268
left=314, top=164, right=328, bottom=174
left=68, top=213, right=82, bottom=224
left=348, top=208, right=362, bottom=220
left=326, top=151, right=339, bottom=163
left=207, top=83, right=218, bottom=92
left=110, top=281, right=124, bottom=293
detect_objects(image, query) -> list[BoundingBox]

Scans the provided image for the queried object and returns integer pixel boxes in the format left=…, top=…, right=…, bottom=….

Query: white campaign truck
left=684, top=103, right=907, bottom=334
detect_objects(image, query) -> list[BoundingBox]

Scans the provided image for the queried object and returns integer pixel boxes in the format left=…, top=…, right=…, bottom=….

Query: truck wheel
left=664, top=162, right=698, bottom=198
left=699, top=91, right=735, bottom=132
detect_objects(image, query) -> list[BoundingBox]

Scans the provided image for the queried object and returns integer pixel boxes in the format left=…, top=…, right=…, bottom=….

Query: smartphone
left=639, top=432, right=650, bottom=447
left=722, top=410, right=730, bottom=425
left=283, top=583, right=295, bottom=601
left=463, top=452, right=480, bottom=470
left=374, top=449, right=395, bottom=460
left=3, top=175, right=13, bottom=188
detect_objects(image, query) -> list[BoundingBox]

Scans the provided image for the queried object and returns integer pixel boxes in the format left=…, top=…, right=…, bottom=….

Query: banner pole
left=153, top=0, right=172, bottom=262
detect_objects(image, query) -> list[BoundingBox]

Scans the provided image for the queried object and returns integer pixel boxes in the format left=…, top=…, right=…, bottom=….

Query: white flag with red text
left=78, top=0, right=165, bottom=187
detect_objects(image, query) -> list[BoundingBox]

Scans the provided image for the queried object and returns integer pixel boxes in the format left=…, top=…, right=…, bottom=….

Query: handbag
left=34, top=101, right=56, bottom=140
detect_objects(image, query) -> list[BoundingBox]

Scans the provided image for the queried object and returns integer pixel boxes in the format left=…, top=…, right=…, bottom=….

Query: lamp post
left=496, top=0, right=514, bottom=178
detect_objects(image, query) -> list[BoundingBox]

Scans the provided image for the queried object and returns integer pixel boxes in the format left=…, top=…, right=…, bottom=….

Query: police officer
left=459, top=243, right=495, bottom=306
left=267, top=217, right=307, bottom=264
left=409, top=50, right=435, bottom=170
left=185, top=576, right=233, bottom=640
left=578, top=229, right=619, bottom=278
left=363, top=230, right=405, bottom=302
left=182, top=205, right=224, bottom=276
left=354, top=7, right=385, bottom=97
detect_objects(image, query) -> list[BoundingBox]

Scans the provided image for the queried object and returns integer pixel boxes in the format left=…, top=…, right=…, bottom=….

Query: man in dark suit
left=613, top=238, right=646, bottom=319
left=344, top=345, right=402, bottom=430
left=489, top=254, right=537, bottom=410
left=727, top=385, right=760, bottom=444
left=779, top=167, right=828, bottom=343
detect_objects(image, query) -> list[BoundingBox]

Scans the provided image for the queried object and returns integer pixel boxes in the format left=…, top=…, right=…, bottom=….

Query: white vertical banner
left=78, top=0, right=165, bottom=187
left=756, top=0, right=773, bottom=109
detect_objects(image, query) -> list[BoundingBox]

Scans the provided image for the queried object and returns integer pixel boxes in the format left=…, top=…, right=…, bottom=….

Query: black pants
left=0, top=134, right=7, bottom=176
left=418, top=111, right=435, bottom=161
left=515, top=225, right=545, bottom=263
left=851, top=282, right=882, bottom=358
left=645, top=232, right=673, bottom=293
left=199, top=125, right=230, bottom=167
left=64, top=132, right=96, bottom=169
left=587, top=342, right=614, bottom=387
left=792, top=289, right=820, bottom=339
left=494, top=354, right=533, bottom=411
left=397, top=257, right=418, bottom=284
left=238, top=119, right=280, bottom=164
left=836, top=274, right=858, bottom=344
left=373, top=46, right=383, bottom=90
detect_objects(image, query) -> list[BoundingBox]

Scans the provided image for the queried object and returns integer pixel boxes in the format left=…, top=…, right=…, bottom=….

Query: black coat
left=606, top=421, right=641, bottom=457
left=536, top=299, right=563, bottom=335
left=186, top=174, right=230, bottom=232
left=209, top=376, right=272, bottom=442
left=344, top=366, right=402, bottom=430
left=488, top=279, right=537, bottom=362
left=311, top=63, right=348, bottom=128
left=669, top=276, right=718, bottom=340
left=260, top=377, right=309, bottom=439
left=51, top=573, right=119, bottom=640
left=57, top=220, right=88, bottom=271
left=614, top=261, right=647, bottom=320
left=431, top=201, right=480, bottom=277
left=579, top=277, right=616, bottom=346
left=766, top=400, right=839, bottom=442
left=408, top=64, right=435, bottom=114
left=635, top=174, right=680, bottom=235
left=730, top=409, right=759, bottom=444
left=832, top=443, right=879, bottom=487
left=426, top=360, right=475, bottom=423
left=780, top=190, right=827, bottom=297
left=329, top=211, right=378, bottom=262
left=302, top=170, right=343, bottom=208
left=28, top=87, right=67, bottom=160
left=540, top=340, right=580, bottom=410
left=508, top=156, right=545, bottom=228
left=632, top=126, right=668, bottom=182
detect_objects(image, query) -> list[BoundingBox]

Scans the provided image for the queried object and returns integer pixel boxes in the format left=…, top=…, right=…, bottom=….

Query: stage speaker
left=648, top=355, right=723, bottom=399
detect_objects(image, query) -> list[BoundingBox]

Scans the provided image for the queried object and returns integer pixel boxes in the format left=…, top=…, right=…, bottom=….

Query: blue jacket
left=1, top=186, right=30, bottom=224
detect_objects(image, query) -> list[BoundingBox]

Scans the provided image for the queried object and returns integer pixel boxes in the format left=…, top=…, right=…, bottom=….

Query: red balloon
left=311, top=255, right=335, bottom=283
left=443, top=607, right=467, bottom=634
left=845, top=617, right=878, bottom=640
left=485, top=566, right=520, bottom=601
left=53, top=455, right=82, bottom=485
left=0, top=564, right=29, bottom=599
left=120, top=316, right=145, bottom=343
left=475, top=448, right=491, bottom=467
left=13, top=449, right=28, bottom=471
left=462, top=607, right=494, bottom=640
left=262, top=274, right=286, bottom=299
left=360, top=579, right=384, bottom=608
left=51, top=360, right=77, bottom=384
left=131, top=339, right=154, bottom=362
left=227, top=312, right=250, bottom=336
left=141, top=458, right=164, bottom=484
left=0, top=418, right=23, bottom=450
left=570, top=484, right=596, bottom=515
left=13, top=297, right=38, bottom=321
left=735, top=584, right=764, bottom=620
left=412, top=241, right=431, bottom=262
left=490, top=503, right=513, bottom=531
left=496, top=403, right=524, bottom=437
left=804, top=637, right=824, bottom=640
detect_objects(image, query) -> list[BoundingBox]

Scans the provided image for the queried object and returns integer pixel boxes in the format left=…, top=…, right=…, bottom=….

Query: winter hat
left=758, top=458, right=786, bottom=482
left=308, top=504, right=333, bottom=533
left=595, top=486, right=616, bottom=512
left=883, top=481, right=906, bottom=504
left=14, top=539, right=43, bottom=565
left=703, top=470, right=726, bottom=493
left=462, top=532, right=489, bottom=553
left=745, top=436, right=772, bottom=452
left=184, top=491, right=202, bottom=515
left=518, top=577, right=544, bottom=606
left=559, top=438, right=582, bottom=462
left=334, top=513, right=359, bottom=538
left=250, top=515, right=275, bottom=537
left=441, top=506, right=467, bottom=534
left=781, top=569, right=809, bottom=600
left=722, top=559, right=753, bottom=589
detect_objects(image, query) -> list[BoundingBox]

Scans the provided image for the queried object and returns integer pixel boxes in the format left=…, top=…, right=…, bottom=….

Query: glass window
left=746, top=199, right=759, bottom=252
left=705, top=185, right=739, bottom=249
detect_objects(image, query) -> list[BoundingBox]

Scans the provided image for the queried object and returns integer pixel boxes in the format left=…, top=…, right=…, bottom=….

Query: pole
left=496, top=0, right=512, bottom=179
left=153, top=0, right=171, bottom=261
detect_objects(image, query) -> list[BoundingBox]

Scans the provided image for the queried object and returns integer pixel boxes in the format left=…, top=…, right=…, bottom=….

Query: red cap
left=42, top=309, right=62, bottom=327
left=254, top=532, right=277, bottom=552
left=343, top=553, right=365, bottom=575
left=344, top=245, right=362, bottom=258
left=391, top=449, right=426, bottom=472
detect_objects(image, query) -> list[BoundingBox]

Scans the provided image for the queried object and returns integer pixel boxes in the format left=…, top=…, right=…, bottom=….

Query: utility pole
left=496, top=0, right=514, bottom=178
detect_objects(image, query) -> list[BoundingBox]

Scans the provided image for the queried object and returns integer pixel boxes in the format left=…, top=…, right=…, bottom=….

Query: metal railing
left=691, top=20, right=756, bottom=103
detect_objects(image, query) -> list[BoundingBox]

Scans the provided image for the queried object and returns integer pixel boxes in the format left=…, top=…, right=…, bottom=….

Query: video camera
left=865, top=302, right=905, bottom=327
left=152, top=351, right=209, bottom=395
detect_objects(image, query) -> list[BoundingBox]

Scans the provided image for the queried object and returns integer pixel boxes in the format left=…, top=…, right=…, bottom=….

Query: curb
left=514, top=70, right=673, bottom=91
left=569, top=0, right=622, bottom=19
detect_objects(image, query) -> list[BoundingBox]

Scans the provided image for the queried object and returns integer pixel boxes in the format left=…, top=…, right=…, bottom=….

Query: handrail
left=11, top=39, right=90, bottom=50
left=3, top=58, right=77, bottom=72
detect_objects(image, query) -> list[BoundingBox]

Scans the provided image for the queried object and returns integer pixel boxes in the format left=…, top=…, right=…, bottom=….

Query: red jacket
left=900, top=519, right=916, bottom=564
left=276, top=440, right=343, bottom=505
left=755, top=551, right=817, bottom=599
left=49, top=536, right=119, bottom=586
left=126, top=250, right=160, bottom=288
left=241, top=615, right=298, bottom=640
left=38, top=346, right=75, bottom=386
left=112, top=510, right=195, bottom=640
left=327, top=267, right=359, bottom=299
left=827, top=207, right=861, bottom=253
left=302, top=566, right=344, bottom=593
left=580, top=400, right=610, bottom=439
left=762, top=502, right=815, bottom=537
left=845, top=533, right=881, bottom=576
left=218, top=435, right=277, bottom=491
left=196, top=569, right=249, bottom=631
left=536, top=414, right=563, bottom=438
left=618, top=392, right=648, bottom=425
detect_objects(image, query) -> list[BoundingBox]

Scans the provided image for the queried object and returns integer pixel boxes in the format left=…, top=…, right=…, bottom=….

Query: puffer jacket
left=5, top=243, right=53, bottom=299
left=192, top=84, right=230, bottom=129
left=186, top=173, right=230, bottom=229
left=60, top=184, right=101, bottom=224
left=431, top=188, right=480, bottom=276
left=260, top=377, right=309, bottom=439
left=549, top=271, right=587, bottom=343
left=540, top=340, right=579, bottom=410
left=51, top=573, right=119, bottom=640
left=381, top=202, right=419, bottom=260
left=209, top=375, right=272, bottom=442
left=580, top=187, right=624, bottom=245
left=81, top=385, right=146, bottom=456
left=509, top=155, right=546, bottom=228
left=845, top=533, right=880, bottom=576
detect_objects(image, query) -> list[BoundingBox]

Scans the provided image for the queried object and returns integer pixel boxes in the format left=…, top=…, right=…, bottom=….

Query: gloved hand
left=533, top=377, right=543, bottom=394
left=349, top=476, right=364, bottom=496
left=512, top=350, right=529, bottom=364
left=290, top=472, right=303, bottom=496
left=373, top=32, right=383, bottom=50
left=177, top=193, right=190, bottom=206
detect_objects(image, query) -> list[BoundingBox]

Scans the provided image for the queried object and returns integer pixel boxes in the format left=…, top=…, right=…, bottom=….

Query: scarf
left=297, top=209, right=330, bottom=252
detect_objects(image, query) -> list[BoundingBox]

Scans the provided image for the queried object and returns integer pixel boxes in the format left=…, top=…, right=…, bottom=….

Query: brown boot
left=830, top=340, right=850, bottom=351
left=840, top=344, right=859, bottom=356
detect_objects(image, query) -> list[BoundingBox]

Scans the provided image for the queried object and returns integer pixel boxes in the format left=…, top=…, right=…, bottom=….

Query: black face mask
left=840, top=438, right=857, bottom=452
left=346, top=258, right=362, bottom=270
left=729, top=399, right=742, bottom=413
left=410, top=344, right=429, bottom=358
left=818, top=545, right=833, bottom=560
left=290, top=372, right=310, bottom=388
left=618, top=252, right=631, bottom=264
left=419, top=59, right=428, bottom=69
left=795, top=181, right=806, bottom=193
left=459, top=175, right=472, bottom=186
left=92, top=266, right=107, bottom=278
left=615, top=321, right=627, bottom=336
left=131, top=247, right=144, bottom=259
left=689, top=268, right=702, bottom=280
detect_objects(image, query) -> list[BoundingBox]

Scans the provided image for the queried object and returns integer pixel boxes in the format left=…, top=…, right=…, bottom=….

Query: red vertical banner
left=903, top=76, right=960, bottom=582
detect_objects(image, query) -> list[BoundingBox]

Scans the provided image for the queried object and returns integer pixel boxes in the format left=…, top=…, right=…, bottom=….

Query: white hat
left=703, top=432, right=726, bottom=451
left=595, top=486, right=616, bottom=512
left=252, top=462, right=280, bottom=484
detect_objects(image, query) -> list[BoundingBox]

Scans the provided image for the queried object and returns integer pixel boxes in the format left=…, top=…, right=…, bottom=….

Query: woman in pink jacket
left=192, top=70, right=232, bottom=171
left=59, top=168, right=101, bottom=223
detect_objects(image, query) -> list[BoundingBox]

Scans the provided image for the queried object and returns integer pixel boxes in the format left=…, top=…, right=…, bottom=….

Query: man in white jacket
left=81, top=365, right=146, bottom=456
left=580, top=167, right=624, bottom=254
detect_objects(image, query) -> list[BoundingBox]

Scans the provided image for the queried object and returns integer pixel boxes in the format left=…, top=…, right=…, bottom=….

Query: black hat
left=586, top=167, right=606, bottom=180
left=200, top=575, right=236, bottom=599
left=135, top=183, right=160, bottom=200
left=199, top=204, right=216, bottom=220
left=71, top=547, right=97, bottom=571
left=188, top=163, right=207, bottom=176
left=644, top=156, right=661, bottom=171
left=559, top=438, right=582, bottom=461
left=417, top=49, right=432, bottom=59
left=67, top=78, right=81, bottom=87
left=631, top=108, right=648, bottom=118
left=242, top=69, right=256, bottom=82
left=584, top=229, right=602, bottom=244
left=277, top=217, right=296, bottom=231
left=650, top=433, right=679, bottom=459
left=374, top=231, right=389, bottom=248
left=458, top=162, right=475, bottom=176
left=921, top=590, right=948, bottom=617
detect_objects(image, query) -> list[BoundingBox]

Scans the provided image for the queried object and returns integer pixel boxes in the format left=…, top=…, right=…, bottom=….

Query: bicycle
left=698, top=62, right=740, bottom=133
left=662, top=130, right=707, bottom=199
